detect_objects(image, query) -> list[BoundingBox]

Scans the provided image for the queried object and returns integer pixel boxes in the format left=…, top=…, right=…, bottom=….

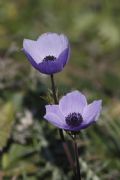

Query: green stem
left=50, top=74, right=58, bottom=104
left=73, top=139, right=81, bottom=180
left=50, top=74, right=74, bottom=168
left=50, top=74, right=65, bottom=141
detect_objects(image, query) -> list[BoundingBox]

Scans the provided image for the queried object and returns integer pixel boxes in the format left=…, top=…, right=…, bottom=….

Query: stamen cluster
left=65, top=112, right=83, bottom=127
left=43, top=55, right=56, bottom=61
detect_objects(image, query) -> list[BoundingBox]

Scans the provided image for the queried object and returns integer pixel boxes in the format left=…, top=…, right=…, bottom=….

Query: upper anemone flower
left=23, top=33, right=70, bottom=74
left=44, top=91, right=102, bottom=131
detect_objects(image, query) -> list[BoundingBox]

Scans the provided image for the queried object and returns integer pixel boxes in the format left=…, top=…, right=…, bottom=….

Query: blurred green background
left=0, top=0, right=120, bottom=179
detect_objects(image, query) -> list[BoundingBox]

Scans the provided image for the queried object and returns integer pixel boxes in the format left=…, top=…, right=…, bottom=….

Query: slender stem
left=50, top=74, right=58, bottom=104
left=50, top=74, right=74, bottom=168
left=50, top=74, right=64, bottom=141
left=73, top=139, right=81, bottom=180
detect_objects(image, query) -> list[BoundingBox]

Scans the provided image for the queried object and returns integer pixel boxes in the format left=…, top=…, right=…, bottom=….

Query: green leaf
left=0, top=102, right=15, bottom=150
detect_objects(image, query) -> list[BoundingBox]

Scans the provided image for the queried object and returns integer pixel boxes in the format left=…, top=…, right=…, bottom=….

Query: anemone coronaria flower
left=44, top=91, right=102, bottom=131
left=23, top=33, right=70, bottom=74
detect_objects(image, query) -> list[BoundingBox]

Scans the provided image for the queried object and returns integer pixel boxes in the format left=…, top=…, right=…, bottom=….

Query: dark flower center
left=43, top=55, right=56, bottom=61
left=65, top=113, right=83, bottom=127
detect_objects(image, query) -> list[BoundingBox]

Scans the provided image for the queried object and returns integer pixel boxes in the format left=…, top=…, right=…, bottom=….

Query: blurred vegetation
left=0, top=0, right=120, bottom=179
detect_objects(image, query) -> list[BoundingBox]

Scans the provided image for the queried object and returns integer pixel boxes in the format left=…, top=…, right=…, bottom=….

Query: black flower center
left=65, top=113, right=83, bottom=127
left=43, top=55, right=56, bottom=61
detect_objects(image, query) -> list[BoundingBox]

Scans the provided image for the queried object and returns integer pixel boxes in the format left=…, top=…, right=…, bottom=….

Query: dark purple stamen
left=65, top=113, right=83, bottom=127
left=43, top=55, right=56, bottom=61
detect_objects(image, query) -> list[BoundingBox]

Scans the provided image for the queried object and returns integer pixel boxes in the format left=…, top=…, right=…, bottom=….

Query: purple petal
left=23, top=33, right=70, bottom=74
left=61, top=118, right=97, bottom=131
left=23, top=49, right=41, bottom=72
left=44, top=113, right=67, bottom=129
left=82, top=100, right=102, bottom=124
left=62, top=124, right=92, bottom=131
left=45, top=105, right=65, bottom=121
left=23, top=39, right=43, bottom=63
left=57, top=46, right=70, bottom=67
left=59, top=91, right=87, bottom=116
left=38, top=48, right=69, bottom=74
left=23, top=48, right=69, bottom=74
left=44, top=105, right=67, bottom=129
left=37, top=33, right=69, bottom=57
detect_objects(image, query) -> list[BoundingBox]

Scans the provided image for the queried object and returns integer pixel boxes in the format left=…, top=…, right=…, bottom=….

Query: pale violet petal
left=44, top=113, right=67, bottom=129
left=45, top=105, right=65, bottom=122
left=44, top=105, right=66, bottom=129
left=59, top=34, right=69, bottom=50
left=37, top=33, right=69, bottom=58
left=23, top=39, right=43, bottom=63
left=82, top=100, right=102, bottom=124
left=59, top=90, right=87, bottom=116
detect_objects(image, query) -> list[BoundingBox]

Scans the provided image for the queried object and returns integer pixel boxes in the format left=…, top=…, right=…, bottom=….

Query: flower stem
left=73, top=139, right=81, bottom=180
left=50, top=74, right=58, bottom=104
left=50, top=74, right=74, bottom=168
left=50, top=74, right=64, bottom=141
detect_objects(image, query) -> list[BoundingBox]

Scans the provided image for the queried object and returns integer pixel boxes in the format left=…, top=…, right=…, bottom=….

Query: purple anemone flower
left=44, top=91, right=102, bottom=131
left=23, top=33, right=70, bottom=74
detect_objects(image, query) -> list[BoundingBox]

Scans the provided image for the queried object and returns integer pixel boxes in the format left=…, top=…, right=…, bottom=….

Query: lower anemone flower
left=44, top=91, right=102, bottom=131
left=23, top=33, right=70, bottom=74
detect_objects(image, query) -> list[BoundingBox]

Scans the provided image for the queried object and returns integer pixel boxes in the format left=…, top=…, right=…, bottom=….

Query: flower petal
left=23, top=49, right=41, bottom=72
left=23, top=48, right=69, bottom=74
left=45, top=105, right=65, bottom=121
left=38, top=48, right=69, bottom=74
left=23, top=39, right=43, bottom=63
left=62, top=124, right=89, bottom=131
left=57, top=47, right=70, bottom=67
left=62, top=116, right=98, bottom=131
left=23, top=33, right=70, bottom=75
left=37, top=33, right=69, bottom=57
left=82, top=100, right=102, bottom=124
left=44, top=105, right=67, bottom=129
left=59, top=91, right=87, bottom=116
